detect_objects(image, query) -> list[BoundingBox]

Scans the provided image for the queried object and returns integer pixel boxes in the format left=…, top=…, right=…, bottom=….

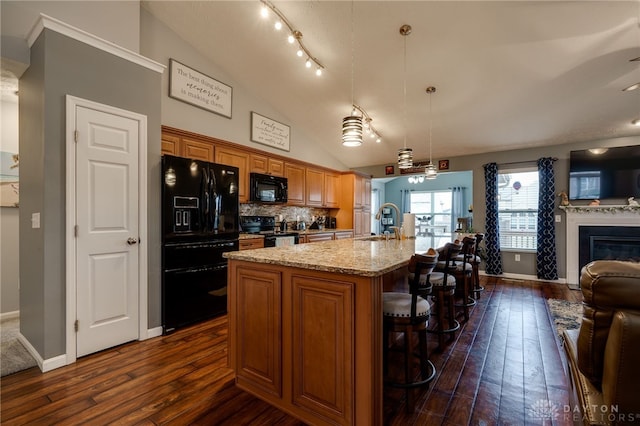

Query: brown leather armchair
left=563, top=260, right=640, bottom=426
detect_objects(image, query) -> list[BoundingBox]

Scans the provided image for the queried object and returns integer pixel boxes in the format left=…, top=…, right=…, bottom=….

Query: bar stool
left=470, top=233, right=484, bottom=299
left=383, top=252, right=438, bottom=413
left=427, top=242, right=462, bottom=349
left=451, top=236, right=477, bottom=321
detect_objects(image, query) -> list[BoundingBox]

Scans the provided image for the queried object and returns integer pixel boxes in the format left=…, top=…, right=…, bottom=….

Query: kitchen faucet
left=375, top=202, right=402, bottom=239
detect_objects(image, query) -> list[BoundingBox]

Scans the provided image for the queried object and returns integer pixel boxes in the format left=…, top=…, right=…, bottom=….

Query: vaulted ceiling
left=149, top=1, right=639, bottom=168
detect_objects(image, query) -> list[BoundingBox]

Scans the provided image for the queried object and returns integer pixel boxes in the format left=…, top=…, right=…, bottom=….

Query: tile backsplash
left=240, top=203, right=331, bottom=227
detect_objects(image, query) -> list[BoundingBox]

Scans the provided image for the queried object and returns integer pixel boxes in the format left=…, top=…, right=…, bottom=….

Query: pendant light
left=397, top=24, right=413, bottom=169
left=342, top=0, right=363, bottom=147
left=425, top=86, right=438, bottom=180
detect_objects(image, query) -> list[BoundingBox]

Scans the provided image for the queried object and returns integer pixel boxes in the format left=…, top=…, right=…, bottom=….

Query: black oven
left=250, top=173, right=288, bottom=203
left=162, top=238, right=238, bottom=334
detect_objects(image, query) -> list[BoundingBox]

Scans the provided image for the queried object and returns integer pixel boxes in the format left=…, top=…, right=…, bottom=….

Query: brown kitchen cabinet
left=239, top=238, right=264, bottom=250
left=229, top=261, right=357, bottom=425
left=334, top=231, right=354, bottom=240
left=324, top=171, right=340, bottom=208
left=305, top=232, right=334, bottom=243
left=216, top=146, right=249, bottom=203
left=306, top=168, right=340, bottom=208
left=182, top=137, right=215, bottom=162
left=250, top=154, right=285, bottom=177
left=336, top=172, right=372, bottom=238
left=285, top=163, right=305, bottom=206
left=161, top=133, right=180, bottom=156
left=305, top=168, right=324, bottom=207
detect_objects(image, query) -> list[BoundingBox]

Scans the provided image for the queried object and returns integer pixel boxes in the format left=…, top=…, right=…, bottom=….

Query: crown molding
left=27, top=13, right=164, bottom=74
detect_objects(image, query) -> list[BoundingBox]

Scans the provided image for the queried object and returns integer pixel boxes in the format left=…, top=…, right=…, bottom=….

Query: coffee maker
left=326, top=217, right=337, bottom=229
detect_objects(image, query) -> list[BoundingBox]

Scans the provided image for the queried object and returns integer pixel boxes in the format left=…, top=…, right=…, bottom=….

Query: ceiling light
left=397, top=24, right=413, bottom=169
left=425, top=86, right=437, bottom=180
left=408, top=175, right=424, bottom=184
left=588, top=148, right=609, bottom=155
left=259, top=0, right=324, bottom=77
left=622, top=83, right=640, bottom=92
left=342, top=116, right=363, bottom=147
left=632, top=119, right=640, bottom=126
left=342, top=0, right=364, bottom=147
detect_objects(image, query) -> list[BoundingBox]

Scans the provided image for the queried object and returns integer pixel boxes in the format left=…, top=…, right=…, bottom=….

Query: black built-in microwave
left=249, top=173, right=288, bottom=203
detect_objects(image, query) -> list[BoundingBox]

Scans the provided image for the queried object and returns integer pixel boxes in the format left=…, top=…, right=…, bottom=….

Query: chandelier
left=397, top=24, right=413, bottom=169
left=425, top=86, right=437, bottom=180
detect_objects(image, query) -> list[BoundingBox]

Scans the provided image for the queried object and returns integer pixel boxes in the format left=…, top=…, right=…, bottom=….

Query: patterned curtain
left=483, top=163, right=503, bottom=275
left=536, top=157, right=558, bottom=280
left=451, top=186, right=464, bottom=230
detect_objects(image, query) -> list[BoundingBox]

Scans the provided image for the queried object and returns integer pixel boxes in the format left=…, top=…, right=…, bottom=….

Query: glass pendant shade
left=342, top=115, right=363, bottom=147
left=425, top=163, right=438, bottom=180
left=397, top=148, right=413, bottom=169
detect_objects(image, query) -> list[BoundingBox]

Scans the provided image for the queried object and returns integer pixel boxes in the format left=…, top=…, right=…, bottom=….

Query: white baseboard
left=146, top=326, right=163, bottom=339
left=0, top=310, right=20, bottom=321
left=16, top=332, right=44, bottom=372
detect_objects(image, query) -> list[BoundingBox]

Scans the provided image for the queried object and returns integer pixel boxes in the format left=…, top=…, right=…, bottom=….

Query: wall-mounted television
left=569, top=145, right=640, bottom=200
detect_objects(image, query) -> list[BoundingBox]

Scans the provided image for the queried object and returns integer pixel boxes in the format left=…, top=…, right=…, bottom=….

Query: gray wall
left=1, top=96, right=20, bottom=314
left=359, top=136, right=640, bottom=279
left=19, top=29, right=161, bottom=359
left=139, top=8, right=346, bottom=171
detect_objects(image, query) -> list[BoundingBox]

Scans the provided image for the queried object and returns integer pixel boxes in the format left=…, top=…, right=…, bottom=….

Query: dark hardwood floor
left=0, top=277, right=582, bottom=425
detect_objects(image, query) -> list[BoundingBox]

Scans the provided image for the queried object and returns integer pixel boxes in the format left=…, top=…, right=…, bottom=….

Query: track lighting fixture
left=259, top=0, right=324, bottom=77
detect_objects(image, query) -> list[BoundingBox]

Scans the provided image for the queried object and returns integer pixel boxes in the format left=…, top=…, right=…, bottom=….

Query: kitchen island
left=224, top=237, right=429, bottom=426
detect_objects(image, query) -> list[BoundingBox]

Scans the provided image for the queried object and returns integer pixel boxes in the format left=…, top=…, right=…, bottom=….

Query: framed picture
left=0, top=152, right=19, bottom=207
left=169, top=59, right=232, bottom=118
left=250, top=112, right=290, bottom=152
left=385, top=165, right=395, bottom=175
left=438, top=159, right=450, bottom=171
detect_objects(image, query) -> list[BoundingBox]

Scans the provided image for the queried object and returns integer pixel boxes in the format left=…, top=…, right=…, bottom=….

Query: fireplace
left=563, top=206, right=640, bottom=286
left=578, top=226, right=640, bottom=277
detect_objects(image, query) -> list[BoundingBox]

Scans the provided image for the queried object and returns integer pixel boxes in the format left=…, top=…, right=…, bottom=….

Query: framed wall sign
left=438, top=159, right=450, bottom=171
left=169, top=59, right=232, bottom=118
left=250, top=112, right=290, bottom=152
left=385, top=165, right=395, bottom=175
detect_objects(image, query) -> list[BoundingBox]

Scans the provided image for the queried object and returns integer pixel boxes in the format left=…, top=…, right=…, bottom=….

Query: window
left=410, top=190, right=452, bottom=249
left=497, top=169, right=538, bottom=250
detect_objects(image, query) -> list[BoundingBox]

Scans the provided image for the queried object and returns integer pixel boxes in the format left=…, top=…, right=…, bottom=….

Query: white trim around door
left=64, top=95, right=148, bottom=368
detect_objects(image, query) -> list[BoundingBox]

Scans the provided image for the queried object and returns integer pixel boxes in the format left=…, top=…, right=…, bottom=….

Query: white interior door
left=75, top=105, right=140, bottom=357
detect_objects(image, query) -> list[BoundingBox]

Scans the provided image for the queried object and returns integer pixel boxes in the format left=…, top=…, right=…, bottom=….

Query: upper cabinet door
left=250, top=154, right=285, bottom=177
left=285, top=163, right=305, bottom=206
left=324, top=172, right=340, bottom=208
left=305, top=168, right=324, bottom=207
left=216, top=147, right=249, bottom=203
left=161, top=134, right=180, bottom=156
left=182, top=138, right=214, bottom=162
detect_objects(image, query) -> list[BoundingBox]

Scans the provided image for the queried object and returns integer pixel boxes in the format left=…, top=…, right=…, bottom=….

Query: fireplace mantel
left=561, top=205, right=640, bottom=285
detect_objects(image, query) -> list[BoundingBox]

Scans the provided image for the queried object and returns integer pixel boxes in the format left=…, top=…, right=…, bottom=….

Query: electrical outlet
left=515, top=254, right=521, bottom=262
left=31, top=212, right=41, bottom=229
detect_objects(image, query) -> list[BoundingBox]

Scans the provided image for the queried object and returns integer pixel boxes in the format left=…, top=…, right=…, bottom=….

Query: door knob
left=127, top=237, right=138, bottom=245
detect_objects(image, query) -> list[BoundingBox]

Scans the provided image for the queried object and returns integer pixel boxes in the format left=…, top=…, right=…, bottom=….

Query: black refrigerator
left=161, top=155, right=239, bottom=334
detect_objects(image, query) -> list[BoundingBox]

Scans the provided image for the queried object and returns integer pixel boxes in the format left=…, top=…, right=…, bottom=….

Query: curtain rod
left=483, top=157, right=558, bottom=168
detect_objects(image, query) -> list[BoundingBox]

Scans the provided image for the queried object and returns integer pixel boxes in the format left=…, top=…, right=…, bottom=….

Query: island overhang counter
left=223, top=238, right=427, bottom=425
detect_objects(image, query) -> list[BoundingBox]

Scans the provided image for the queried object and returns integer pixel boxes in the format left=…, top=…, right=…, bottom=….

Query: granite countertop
left=296, top=228, right=353, bottom=235
left=224, top=237, right=435, bottom=277
left=238, top=229, right=353, bottom=239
